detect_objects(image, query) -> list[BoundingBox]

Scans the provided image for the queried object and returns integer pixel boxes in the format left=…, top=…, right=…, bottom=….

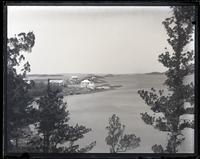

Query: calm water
left=64, top=74, right=194, bottom=153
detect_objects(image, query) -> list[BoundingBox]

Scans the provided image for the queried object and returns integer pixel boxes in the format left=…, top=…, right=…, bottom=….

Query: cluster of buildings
left=80, top=79, right=95, bottom=89
left=48, top=75, right=95, bottom=90
left=48, top=79, right=65, bottom=86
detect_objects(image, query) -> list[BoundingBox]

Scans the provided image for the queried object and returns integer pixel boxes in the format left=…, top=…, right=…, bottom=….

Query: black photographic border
left=2, top=0, right=199, bottom=159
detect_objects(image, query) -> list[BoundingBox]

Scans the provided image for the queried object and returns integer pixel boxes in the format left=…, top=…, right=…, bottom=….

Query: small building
left=49, top=79, right=64, bottom=86
left=80, top=79, right=95, bottom=89
left=70, top=75, right=79, bottom=84
left=71, top=75, right=78, bottom=80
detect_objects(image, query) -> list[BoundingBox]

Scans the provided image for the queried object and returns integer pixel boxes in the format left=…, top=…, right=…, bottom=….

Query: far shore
left=63, top=84, right=122, bottom=96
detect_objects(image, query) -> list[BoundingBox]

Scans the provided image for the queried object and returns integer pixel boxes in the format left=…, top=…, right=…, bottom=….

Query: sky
left=8, top=6, right=174, bottom=74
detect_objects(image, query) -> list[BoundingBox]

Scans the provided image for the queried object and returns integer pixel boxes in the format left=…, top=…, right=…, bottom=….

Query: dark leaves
left=105, top=114, right=140, bottom=153
left=35, top=87, right=95, bottom=153
left=179, top=120, right=194, bottom=130
left=140, top=112, right=155, bottom=125
left=7, top=32, right=36, bottom=151
left=137, top=6, right=195, bottom=153
left=152, top=144, right=164, bottom=153
left=78, top=141, right=97, bottom=153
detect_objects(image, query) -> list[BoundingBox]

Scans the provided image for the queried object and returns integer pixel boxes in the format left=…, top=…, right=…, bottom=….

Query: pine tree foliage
left=34, top=83, right=96, bottom=153
left=105, top=114, right=140, bottom=153
left=137, top=6, right=195, bottom=153
left=6, top=32, right=36, bottom=151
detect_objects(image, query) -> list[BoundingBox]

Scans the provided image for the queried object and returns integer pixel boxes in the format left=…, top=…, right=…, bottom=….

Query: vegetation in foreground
left=6, top=32, right=96, bottom=153
left=5, top=6, right=195, bottom=154
left=105, top=114, right=141, bottom=153
left=138, top=6, right=195, bottom=153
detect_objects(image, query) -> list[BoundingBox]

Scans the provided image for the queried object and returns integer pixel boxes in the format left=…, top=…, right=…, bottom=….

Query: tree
left=105, top=114, right=141, bottom=153
left=6, top=32, right=36, bottom=151
left=34, top=81, right=96, bottom=153
left=138, top=6, right=195, bottom=153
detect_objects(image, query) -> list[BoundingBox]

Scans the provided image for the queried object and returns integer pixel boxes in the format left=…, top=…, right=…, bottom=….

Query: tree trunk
left=111, top=144, right=116, bottom=153
left=46, top=133, right=50, bottom=153
left=43, top=132, right=46, bottom=153
left=172, top=132, right=177, bottom=153
left=15, top=138, right=18, bottom=150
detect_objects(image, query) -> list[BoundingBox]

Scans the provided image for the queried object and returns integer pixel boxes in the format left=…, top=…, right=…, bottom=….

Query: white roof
left=49, top=79, right=64, bottom=83
left=81, top=79, right=91, bottom=83
left=49, top=79, right=63, bottom=81
left=71, top=75, right=78, bottom=78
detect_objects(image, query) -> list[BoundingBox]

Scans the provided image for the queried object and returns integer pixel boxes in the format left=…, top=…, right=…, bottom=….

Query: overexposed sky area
left=8, top=6, right=174, bottom=74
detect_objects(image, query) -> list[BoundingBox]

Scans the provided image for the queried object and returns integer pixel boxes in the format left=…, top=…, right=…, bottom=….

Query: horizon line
left=27, top=71, right=165, bottom=75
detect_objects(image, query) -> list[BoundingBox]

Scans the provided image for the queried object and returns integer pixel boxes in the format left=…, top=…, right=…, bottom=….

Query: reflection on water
left=64, top=74, right=194, bottom=153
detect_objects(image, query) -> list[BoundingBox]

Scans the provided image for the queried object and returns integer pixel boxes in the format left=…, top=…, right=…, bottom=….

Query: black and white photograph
left=4, top=3, right=197, bottom=155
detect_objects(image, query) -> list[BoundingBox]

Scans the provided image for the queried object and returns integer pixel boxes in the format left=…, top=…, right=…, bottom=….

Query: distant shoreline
left=27, top=74, right=64, bottom=77
left=145, top=72, right=165, bottom=75
left=64, top=85, right=122, bottom=97
left=27, top=72, right=165, bottom=77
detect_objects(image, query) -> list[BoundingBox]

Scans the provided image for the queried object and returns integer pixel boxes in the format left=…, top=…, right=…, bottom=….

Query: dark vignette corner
left=2, top=1, right=200, bottom=159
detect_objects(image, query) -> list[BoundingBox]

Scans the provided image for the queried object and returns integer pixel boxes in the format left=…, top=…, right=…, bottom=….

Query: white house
left=49, top=79, right=64, bottom=86
left=80, top=79, right=95, bottom=89
left=71, top=75, right=78, bottom=80
left=70, top=75, right=79, bottom=84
